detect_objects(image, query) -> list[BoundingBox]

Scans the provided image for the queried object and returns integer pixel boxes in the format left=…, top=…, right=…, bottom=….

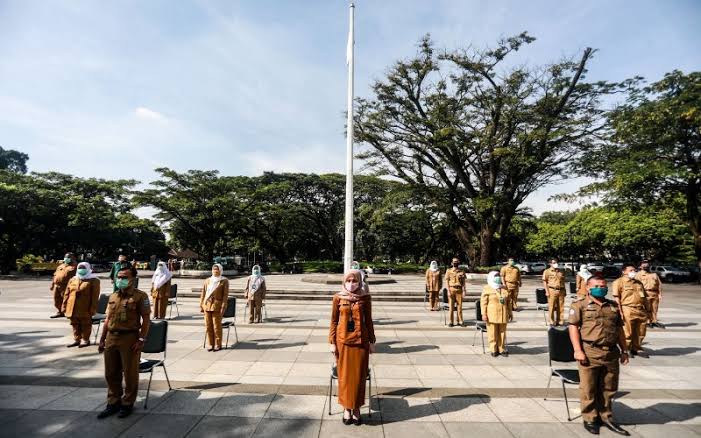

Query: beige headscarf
left=205, top=263, right=224, bottom=302
left=248, top=265, right=265, bottom=296
left=336, top=269, right=370, bottom=302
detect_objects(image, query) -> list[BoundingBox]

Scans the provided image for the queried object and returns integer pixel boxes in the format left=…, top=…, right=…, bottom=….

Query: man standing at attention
left=49, top=252, right=77, bottom=318
left=500, top=257, right=522, bottom=312
left=542, top=258, right=566, bottom=326
left=444, top=257, right=467, bottom=327
left=635, top=260, right=664, bottom=328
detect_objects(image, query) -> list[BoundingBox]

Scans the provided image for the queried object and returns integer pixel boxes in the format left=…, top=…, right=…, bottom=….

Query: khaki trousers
left=647, top=292, right=660, bottom=323
left=429, top=290, right=439, bottom=310
left=70, top=317, right=92, bottom=342
left=248, top=295, right=263, bottom=323
left=487, top=322, right=507, bottom=353
left=448, top=288, right=463, bottom=325
left=153, top=295, right=168, bottom=319
left=104, top=332, right=140, bottom=406
left=53, top=286, right=66, bottom=312
left=506, top=285, right=519, bottom=310
left=204, top=311, right=223, bottom=348
left=622, top=306, right=647, bottom=351
left=578, top=344, right=620, bottom=423
left=547, top=289, right=566, bottom=325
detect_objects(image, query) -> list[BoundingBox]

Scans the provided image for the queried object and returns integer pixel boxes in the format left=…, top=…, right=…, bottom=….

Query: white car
left=586, top=262, right=605, bottom=273
left=529, top=262, right=548, bottom=274
left=651, top=265, right=691, bottom=283
left=515, top=263, right=530, bottom=274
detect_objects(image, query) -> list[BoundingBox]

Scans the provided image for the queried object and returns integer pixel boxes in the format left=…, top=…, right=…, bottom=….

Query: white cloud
left=134, top=107, right=167, bottom=122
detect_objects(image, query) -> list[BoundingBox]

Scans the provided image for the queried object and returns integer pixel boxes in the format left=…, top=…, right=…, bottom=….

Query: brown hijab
left=335, top=269, right=370, bottom=301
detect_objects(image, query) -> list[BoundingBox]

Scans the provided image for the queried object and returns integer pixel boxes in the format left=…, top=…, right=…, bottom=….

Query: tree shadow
left=614, top=401, right=701, bottom=425
left=379, top=392, right=491, bottom=424
left=375, top=340, right=438, bottom=354
left=645, top=347, right=700, bottom=356
left=659, top=322, right=697, bottom=328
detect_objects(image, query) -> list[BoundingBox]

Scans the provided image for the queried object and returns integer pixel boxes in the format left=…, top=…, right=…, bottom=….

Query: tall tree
left=578, top=71, right=701, bottom=263
left=355, top=33, right=620, bottom=265
left=0, top=146, right=29, bottom=173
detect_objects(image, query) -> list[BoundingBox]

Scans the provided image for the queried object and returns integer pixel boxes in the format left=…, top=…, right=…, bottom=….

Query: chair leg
left=94, top=321, right=101, bottom=343
left=169, top=303, right=173, bottom=320
left=203, top=332, right=206, bottom=348
left=233, top=323, right=239, bottom=343
left=328, top=375, right=333, bottom=416
left=175, top=303, right=180, bottom=317
left=225, top=326, right=230, bottom=349
left=562, top=380, right=571, bottom=421
left=480, top=330, right=485, bottom=354
left=368, top=373, right=372, bottom=417
left=471, top=329, right=478, bottom=346
left=144, top=369, right=153, bottom=409
left=162, top=364, right=172, bottom=390
left=542, top=309, right=547, bottom=326
left=544, top=373, right=552, bottom=400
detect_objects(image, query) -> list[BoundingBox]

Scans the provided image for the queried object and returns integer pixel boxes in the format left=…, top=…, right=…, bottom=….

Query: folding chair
left=423, top=286, right=429, bottom=310
left=471, top=299, right=487, bottom=354
left=244, top=299, right=268, bottom=323
left=439, top=288, right=450, bottom=325
left=91, top=294, right=110, bottom=343
left=167, top=284, right=179, bottom=319
left=536, top=288, right=549, bottom=326
left=328, top=364, right=372, bottom=417
left=544, top=325, right=579, bottom=421
left=202, top=296, right=239, bottom=348
left=139, top=320, right=172, bottom=409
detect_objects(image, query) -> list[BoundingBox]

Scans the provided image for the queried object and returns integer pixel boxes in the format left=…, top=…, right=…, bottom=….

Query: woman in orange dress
left=329, top=270, right=376, bottom=425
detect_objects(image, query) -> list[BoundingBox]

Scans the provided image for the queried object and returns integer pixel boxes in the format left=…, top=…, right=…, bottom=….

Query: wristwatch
left=138, top=337, right=145, bottom=342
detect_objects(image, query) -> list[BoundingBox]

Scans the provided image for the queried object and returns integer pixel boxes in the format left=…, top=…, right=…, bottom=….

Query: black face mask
left=452, top=263, right=459, bottom=267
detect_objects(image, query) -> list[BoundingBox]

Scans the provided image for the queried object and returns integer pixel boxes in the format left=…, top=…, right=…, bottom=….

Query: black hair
left=622, top=262, right=636, bottom=271
left=586, top=276, right=605, bottom=286
left=550, top=257, right=559, bottom=263
left=118, top=265, right=138, bottom=278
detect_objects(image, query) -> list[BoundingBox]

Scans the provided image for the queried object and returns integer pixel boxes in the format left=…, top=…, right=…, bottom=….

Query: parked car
left=515, top=263, right=531, bottom=274
left=528, top=262, right=548, bottom=275
left=651, top=265, right=691, bottom=283
left=585, top=262, right=605, bottom=273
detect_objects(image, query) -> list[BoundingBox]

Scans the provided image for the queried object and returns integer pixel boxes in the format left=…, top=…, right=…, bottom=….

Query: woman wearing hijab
left=244, top=265, right=267, bottom=323
left=62, top=262, right=101, bottom=348
left=199, top=263, right=229, bottom=351
left=480, top=271, right=512, bottom=357
left=329, top=270, right=376, bottom=425
left=151, top=261, right=172, bottom=319
left=576, top=264, right=591, bottom=298
left=425, top=261, right=442, bottom=311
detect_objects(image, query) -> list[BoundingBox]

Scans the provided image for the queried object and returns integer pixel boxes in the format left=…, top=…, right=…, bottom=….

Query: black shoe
left=354, top=415, right=362, bottom=426
left=501, top=351, right=509, bottom=357
left=342, top=411, right=352, bottom=425
left=78, top=341, right=90, bottom=348
left=97, top=404, right=120, bottom=419
left=207, top=347, right=214, bottom=352
left=66, top=341, right=80, bottom=348
left=602, top=420, right=629, bottom=436
left=50, top=313, right=65, bottom=319
left=117, top=405, right=133, bottom=418
left=491, top=352, right=499, bottom=357
left=583, top=421, right=600, bottom=435
left=448, top=323, right=454, bottom=327
left=630, top=350, right=636, bottom=357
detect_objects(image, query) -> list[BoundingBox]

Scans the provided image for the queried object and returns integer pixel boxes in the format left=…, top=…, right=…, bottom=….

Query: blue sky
left=1, top=0, right=700, bottom=214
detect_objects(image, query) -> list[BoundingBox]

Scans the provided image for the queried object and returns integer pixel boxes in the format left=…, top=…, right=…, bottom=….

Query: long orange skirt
left=336, top=342, right=369, bottom=409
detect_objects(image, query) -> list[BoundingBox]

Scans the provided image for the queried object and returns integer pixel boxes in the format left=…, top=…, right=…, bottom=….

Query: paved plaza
left=0, top=274, right=700, bottom=437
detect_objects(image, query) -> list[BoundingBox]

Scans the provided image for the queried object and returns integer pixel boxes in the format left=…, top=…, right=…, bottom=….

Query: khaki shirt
left=480, top=285, right=511, bottom=324
left=635, top=271, right=661, bottom=293
left=106, top=287, right=150, bottom=332
left=200, top=278, right=230, bottom=312
left=425, top=269, right=442, bottom=292
left=499, top=265, right=521, bottom=287
left=62, top=277, right=100, bottom=318
left=52, top=263, right=76, bottom=292
left=445, top=267, right=466, bottom=290
left=569, top=297, right=623, bottom=347
left=612, top=276, right=648, bottom=307
left=575, top=275, right=588, bottom=296
left=542, top=268, right=565, bottom=291
left=329, top=295, right=376, bottom=346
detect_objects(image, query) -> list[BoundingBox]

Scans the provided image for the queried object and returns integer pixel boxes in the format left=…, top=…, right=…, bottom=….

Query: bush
left=15, top=254, right=44, bottom=273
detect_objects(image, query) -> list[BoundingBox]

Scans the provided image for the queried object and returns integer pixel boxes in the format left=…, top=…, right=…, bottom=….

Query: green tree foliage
left=579, top=71, right=701, bottom=262
left=0, top=146, right=29, bottom=173
left=355, top=33, right=621, bottom=266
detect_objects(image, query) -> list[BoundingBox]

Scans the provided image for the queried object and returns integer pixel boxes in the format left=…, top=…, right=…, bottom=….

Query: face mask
left=590, top=286, right=608, bottom=298
left=552, top=263, right=559, bottom=269
left=345, top=281, right=359, bottom=292
left=508, top=260, right=515, bottom=266
left=77, top=268, right=88, bottom=276
left=493, top=277, right=502, bottom=286
left=627, top=271, right=637, bottom=279
left=452, top=262, right=459, bottom=267
left=64, top=258, right=72, bottom=264
left=115, top=278, right=130, bottom=290
left=641, top=265, right=650, bottom=271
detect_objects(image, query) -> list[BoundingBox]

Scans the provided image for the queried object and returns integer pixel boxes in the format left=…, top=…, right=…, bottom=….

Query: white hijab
left=151, top=261, right=172, bottom=289
left=249, top=265, right=264, bottom=294
left=578, top=264, right=592, bottom=281
left=487, top=271, right=502, bottom=290
left=76, top=262, right=98, bottom=280
left=205, top=263, right=224, bottom=301
left=429, top=261, right=439, bottom=272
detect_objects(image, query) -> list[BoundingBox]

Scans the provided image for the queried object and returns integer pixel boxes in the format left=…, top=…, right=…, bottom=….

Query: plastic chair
left=439, top=288, right=450, bottom=325
left=91, top=294, right=110, bottom=342
left=328, top=364, right=372, bottom=417
left=423, top=285, right=430, bottom=310
left=471, top=299, right=487, bottom=354
left=544, top=325, right=579, bottom=421
left=244, top=299, right=268, bottom=323
left=202, top=296, right=239, bottom=348
left=536, top=288, right=548, bottom=326
left=167, top=284, right=179, bottom=319
left=139, top=320, right=172, bottom=409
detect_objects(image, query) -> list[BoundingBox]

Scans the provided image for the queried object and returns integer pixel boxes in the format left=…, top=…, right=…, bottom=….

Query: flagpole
left=343, top=2, right=355, bottom=273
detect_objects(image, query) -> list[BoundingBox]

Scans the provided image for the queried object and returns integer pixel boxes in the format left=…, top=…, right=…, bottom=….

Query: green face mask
left=64, top=258, right=72, bottom=264
left=590, top=287, right=608, bottom=298
left=508, top=260, right=515, bottom=266
left=77, top=268, right=88, bottom=276
left=115, top=278, right=130, bottom=290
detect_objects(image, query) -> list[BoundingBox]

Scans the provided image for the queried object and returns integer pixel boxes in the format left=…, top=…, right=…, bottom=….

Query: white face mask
left=552, top=263, right=559, bottom=269
left=345, top=281, right=359, bottom=292
left=627, top=271, right=637, bottom=279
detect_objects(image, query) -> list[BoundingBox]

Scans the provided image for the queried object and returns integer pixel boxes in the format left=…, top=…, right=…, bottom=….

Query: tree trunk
left=479, top=227, right=495, bottom=267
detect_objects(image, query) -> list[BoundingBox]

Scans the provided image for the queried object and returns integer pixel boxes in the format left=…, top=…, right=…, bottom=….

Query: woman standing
left=199, top=263, right=229, bottom=351
left=151, top=261, right=172, bottom=319
left=244, top=265, right=266, bottom=323
left=576, top=264, right=591, bottom=298
left=62, top=262, right=100, bottom=348
left=329, top=270, right=376, bottom=425
left=425, top=261, right=442, bottom=311
left=480, top=271, right=512, bottom=357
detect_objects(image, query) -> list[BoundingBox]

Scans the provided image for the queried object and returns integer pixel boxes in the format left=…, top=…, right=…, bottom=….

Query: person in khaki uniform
left=636, top=260, right=664, bottom=328
left=569, top=276, right=630, bottom=436
left=612, top=264, right=650, bottom=357
left=481, top=271, right=512, bottom=357
left=49, top=253, right=77, bottom=318
left=425, top=261, right=442, bottom=311
left=97, top=265, right=150, bottom=419
left=499, top=258, right=521, bottom=311
left=576, top=264, right=591, bottom=298
left=62, top=262, right=100, bottom=348
left=445, top=257, right=467, bottom=327
left=150, top=261, right=172, bottom=319
left=244, top=265, right=267, bottom=324
left=200, top=263, right=229, bottom=351
left=542, top=258, right=566, bottom=326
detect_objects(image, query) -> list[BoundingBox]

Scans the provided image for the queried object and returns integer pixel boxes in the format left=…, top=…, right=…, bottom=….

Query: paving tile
left=52, top=410, right=143, bottom=438
left=187, top=416, right=260, bottom=438
left=383, top=421, right=449, bottom=437
left=0, top=409, right=85, bottom=437
left=319, top=419, right=384, bottom=437
left=0, top=385, right=75, bottom=409
left=40, top=387, right=105, bottom=411
left=443, top=422, right=513, bottom=437
left=486, top=397, right=559, bottom=422
left=431, top=396, right=499, bottom=422
left=253, top=418, right=321, bottom=438
left=243, top=361, right=293, bottom=377
left=505, top=422, right=574, bottom=437
left=265, top=394, right=327, bottom=419
left=380, top=396, right=441, bottom=422
left=209, top=392, right=275, bottom=417
left=152, top=390, right=224, bottom=415
left=117, top=412, right=202, bottom=438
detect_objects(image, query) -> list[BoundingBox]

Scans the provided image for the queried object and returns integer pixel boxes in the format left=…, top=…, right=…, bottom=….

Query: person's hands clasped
left=330, top=343, right=338, bottom=358
left=482, top=315, right=488, bottom=322
left=131, top=339, right=144, bottom=352
left=98, top=340, right=106, bottom=353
